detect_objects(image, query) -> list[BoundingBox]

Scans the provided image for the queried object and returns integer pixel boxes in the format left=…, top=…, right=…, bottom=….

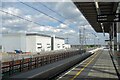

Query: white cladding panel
left=2, top=34, right=26, bottom=52
left=26, top=36, right=36, bottom=52
left=20, top=35, right=27, bottom=52
left=64, top=44, right=71, bottom=49
left=54, top=38, right=65, bottom=50
left=36, top=36, right=51, bottom=52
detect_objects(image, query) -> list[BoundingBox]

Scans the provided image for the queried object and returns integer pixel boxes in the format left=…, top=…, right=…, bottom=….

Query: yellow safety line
left=70, top=53, right=99, bottom=80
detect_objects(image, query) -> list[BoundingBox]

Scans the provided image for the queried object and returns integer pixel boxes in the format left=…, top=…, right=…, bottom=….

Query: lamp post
left=97, top=37, right=100, bottom=47
left=91, top=33, right=97, bottom=48
left=79, top=28, right=82, bottom=50
left=79, top=27, right=85, bottom=50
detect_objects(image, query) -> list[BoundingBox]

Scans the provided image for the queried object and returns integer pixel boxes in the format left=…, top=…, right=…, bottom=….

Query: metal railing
left=2, top=50, right=81, bottom=77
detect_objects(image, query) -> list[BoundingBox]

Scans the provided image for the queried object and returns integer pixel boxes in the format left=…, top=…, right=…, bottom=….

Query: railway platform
left=58, top=49, right=119, bottom=80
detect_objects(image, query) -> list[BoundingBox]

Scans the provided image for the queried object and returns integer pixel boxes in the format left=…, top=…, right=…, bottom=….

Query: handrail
left=2, top=49, right=82, bottom=77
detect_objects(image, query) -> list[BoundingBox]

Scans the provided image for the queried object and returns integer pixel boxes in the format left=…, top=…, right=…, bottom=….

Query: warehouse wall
left=36, top=36, right=51, bottom=52
left=2, top=33, right=68, bottom=53
left=2, top=34, right=26, bottom=52
left=26, top=36, right=36, bottom=52
left=54, top=38, right=65, bottom=50
left=64, top=44, right=71, bottom=49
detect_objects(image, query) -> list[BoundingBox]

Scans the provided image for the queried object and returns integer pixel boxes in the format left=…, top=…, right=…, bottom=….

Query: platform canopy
left=74, top=2, right=118, bottom=33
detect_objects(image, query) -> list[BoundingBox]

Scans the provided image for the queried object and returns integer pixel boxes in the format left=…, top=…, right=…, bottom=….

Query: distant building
left=26, top=33, right=52, bottom=52
left=64, top=44, right=71, bottom=49
left=71, top=45, right=81, bottom=49
left=1, top=33, right=70, bottom=53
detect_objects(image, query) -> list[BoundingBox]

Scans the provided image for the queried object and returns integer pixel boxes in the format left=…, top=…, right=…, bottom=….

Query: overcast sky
left=0, top=0, right=109, bottom=45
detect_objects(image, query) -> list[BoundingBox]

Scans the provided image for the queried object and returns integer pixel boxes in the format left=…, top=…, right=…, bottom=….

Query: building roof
left=2, top=33, right=64, bottom=39
left=26, top=33, right=64, bottom=39
left=74, top=2, right=118, bottom=33
left=55, top=36, right=64, bottom=40
left=26, top=33, right=51, bottom=37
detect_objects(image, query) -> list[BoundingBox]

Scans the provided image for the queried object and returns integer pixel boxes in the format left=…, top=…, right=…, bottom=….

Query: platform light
left=95, top=1, right=99, bottom=9
left=101, top=23, right=103, bottom=25
left=94, top=0, right=99, bottom=8
left=100, top=23, right=105, bottom=36
left=94, top=1, right=105, bottom=36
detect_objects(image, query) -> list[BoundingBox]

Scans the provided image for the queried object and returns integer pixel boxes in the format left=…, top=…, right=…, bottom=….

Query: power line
left=39, top=2, right=81, bottom=22
left=18, top=1, right=80, bottom=32
left=0, top=9, right=45, bottom=26
left=19, top=0, right=93, bottom=36
left=18, top=1, right=66, bottom=25
left=0, top=9, right=68, bottom=34
left=38, top=2, right=78, bottom=25
left=39, top=2, right=67, bottom=20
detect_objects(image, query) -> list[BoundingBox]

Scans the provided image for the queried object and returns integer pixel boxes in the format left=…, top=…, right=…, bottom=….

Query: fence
left=2, top=49, right=82, bottom=77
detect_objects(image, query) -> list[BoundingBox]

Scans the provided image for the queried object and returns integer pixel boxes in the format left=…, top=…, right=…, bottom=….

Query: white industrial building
left=1, top=33, right=26, bottom=52
left=26, top=33, right=52, bottom=52
left=64, top=44, right=71, bottom=49
left=1, top=33, right=70, bottom=53
left=0, top=35, right=2, bottom=52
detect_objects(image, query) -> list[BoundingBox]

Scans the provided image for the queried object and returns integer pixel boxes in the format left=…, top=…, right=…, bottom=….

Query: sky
left=0, top=0, right=109, bottom=45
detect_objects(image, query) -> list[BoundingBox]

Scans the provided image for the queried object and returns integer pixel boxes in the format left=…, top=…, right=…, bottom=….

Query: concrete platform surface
left=58, top=49, right=119, bottom=80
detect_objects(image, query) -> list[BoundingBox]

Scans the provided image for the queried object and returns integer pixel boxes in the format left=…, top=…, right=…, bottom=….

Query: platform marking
left=70, top=52, right=99, bottom=80
left=57, top=51, right=100, bottom=80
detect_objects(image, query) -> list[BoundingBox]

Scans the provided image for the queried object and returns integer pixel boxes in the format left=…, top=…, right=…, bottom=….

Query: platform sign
left=97, top=13, right=120, bottom=22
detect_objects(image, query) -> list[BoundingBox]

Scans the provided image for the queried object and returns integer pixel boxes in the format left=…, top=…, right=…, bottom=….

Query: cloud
left=42, top=2, right=86, bottom=25
left=46, top=2, right=90, bottom=31
left=25, top=15, right=32, bottom=20
left=69, top=30, right=75, bottom=33
left=1, top=3, right=86, bottom=33
left=1, top=2, right=104, bottom=45
left=57, top=23, right=68, bottom=29
left=64, top=29, right=76, bottom=35
left=34, top=14, right=57, bottom=23
left=1, top=6, right=69, bottom=33
left=27, top=24, right=62, bottom=33
left=1, top=7, right=22, bottom=17
left=78, top=25, right=95, bottom=33
left=6, top=7, right=21, bottom=15
left=53, top=29, right=61, bottom=32
left=54, top=2, right=80, bottom=18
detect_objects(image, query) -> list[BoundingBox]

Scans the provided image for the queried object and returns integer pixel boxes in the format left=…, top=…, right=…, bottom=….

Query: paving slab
left=58, top=49, right=119, bottom=80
